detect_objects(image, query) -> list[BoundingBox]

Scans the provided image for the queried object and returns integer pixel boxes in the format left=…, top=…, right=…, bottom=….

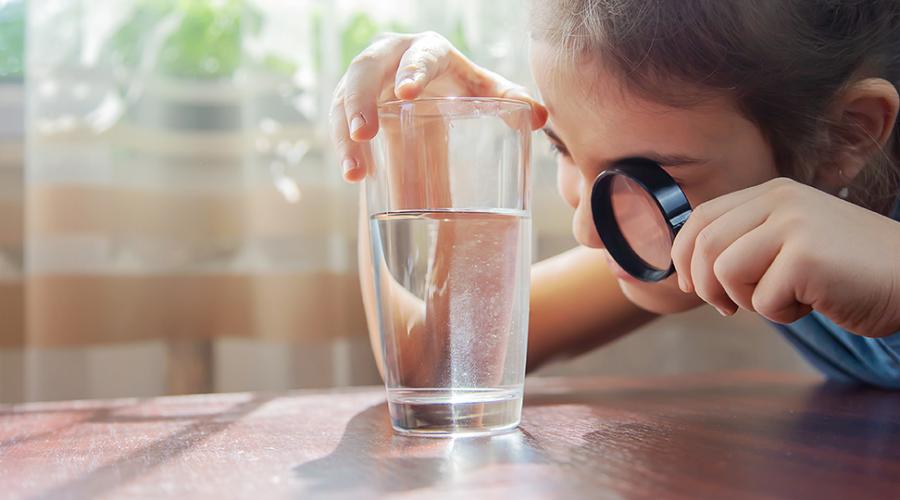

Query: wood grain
left=2, top=371, right=900, bottom=499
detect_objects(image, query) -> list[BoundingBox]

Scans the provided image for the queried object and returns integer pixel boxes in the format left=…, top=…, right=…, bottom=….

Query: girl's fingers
left=688, top=198, right=772, bottom=315
left=502, top=87, right=549, bottom=130
left=751, top=247, right=813, bottom=324
left=395, top=36, right=548, bottom=130
left=713, top=221, right=783, bottom=312
left=393, top=32, right=453, bottom=100
left=332, top=30, right=550, bottom=183
left=342, top=35, right=413, bottom=142
left=671, top=177, right=792, bottom=293
left=330, top=98, right=367, bottom=182
left=472, top=67, right=549, bottom=130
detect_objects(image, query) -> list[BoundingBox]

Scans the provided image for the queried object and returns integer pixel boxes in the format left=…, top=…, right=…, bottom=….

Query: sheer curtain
left=1, top=0, right=573, bottom=403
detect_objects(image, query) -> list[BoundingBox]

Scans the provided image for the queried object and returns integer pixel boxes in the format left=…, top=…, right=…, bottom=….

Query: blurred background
left=0, top=0, right=812, bottom=404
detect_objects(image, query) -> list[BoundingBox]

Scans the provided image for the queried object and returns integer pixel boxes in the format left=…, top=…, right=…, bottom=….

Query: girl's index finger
left=343, top=35, right=412, bottom=142
left=670, top=179, right=784, bottom=293
left=393, top=32, right=453, bottom=99
left=504, top=88, right=549, bottom=130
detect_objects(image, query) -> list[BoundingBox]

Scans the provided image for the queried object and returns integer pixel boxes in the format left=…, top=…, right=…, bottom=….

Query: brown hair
left=531, top=0, right=900, bottom=214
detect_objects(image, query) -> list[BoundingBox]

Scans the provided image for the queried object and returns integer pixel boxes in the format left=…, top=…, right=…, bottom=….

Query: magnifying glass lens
left=591, top=158, right=692, bottom=282
left=609, top=175, right=673, bottom=271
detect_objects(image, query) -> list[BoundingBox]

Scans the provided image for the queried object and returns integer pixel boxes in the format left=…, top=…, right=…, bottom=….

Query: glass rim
left=377, top=96, right=531, bottom=117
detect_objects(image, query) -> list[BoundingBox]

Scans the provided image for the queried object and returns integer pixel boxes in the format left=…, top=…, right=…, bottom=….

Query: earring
left=837, top=169, right=849, bottom=199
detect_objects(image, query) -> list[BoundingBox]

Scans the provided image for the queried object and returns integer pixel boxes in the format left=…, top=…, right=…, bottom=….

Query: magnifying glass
left=590, top=158, right=693, bottom=282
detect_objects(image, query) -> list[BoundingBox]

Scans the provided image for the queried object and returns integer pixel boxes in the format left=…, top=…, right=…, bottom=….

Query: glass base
left=387, top=387, right=522, bottom=438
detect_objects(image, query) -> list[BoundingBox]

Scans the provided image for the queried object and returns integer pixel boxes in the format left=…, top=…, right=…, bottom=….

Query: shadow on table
left=293, top=402, right=554, bottom=495
left=294, top=380, right=900, bottom=496
left=31, top=394, right=274, bottom=500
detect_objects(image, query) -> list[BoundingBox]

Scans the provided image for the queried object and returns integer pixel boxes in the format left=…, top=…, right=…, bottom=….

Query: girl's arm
left=525, top=246, right=657, bottom=370
left=359, top=190, right=658, bottom=378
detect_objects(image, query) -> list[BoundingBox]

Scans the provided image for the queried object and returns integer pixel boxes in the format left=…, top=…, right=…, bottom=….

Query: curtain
left=0, top=0, right=573, bottom=403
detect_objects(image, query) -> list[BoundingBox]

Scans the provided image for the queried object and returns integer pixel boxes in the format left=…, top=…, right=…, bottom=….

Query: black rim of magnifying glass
left=590, top=158, right=693, bottom=282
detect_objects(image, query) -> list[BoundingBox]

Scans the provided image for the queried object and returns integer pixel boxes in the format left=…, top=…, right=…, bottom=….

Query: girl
left=330, top=1, right=900, bottom=387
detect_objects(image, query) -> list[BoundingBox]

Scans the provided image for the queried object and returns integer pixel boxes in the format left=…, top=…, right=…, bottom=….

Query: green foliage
left=108, top=0, right=266, bottom=80
left=0, top=0, right=25, bottom=80
left=338, top=12, right=413, bottom=71
left=340, top=12, right=380, bottom=71
left=46, top=2, right=476, bottom=82
left=338, top=11, right=469, bottom=72
left=447, top=17, right=470, bottom=58
left=261, top=53, right=296, bottom=76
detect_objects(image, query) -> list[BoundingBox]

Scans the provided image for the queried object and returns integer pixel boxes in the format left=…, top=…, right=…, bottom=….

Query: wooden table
left=3, top=371, right=900, bottom=499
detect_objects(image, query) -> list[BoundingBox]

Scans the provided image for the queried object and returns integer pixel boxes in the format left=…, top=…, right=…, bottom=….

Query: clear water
left=387, top=387, right=523, bottom=437
left=370, top=209, right=531, bottom=436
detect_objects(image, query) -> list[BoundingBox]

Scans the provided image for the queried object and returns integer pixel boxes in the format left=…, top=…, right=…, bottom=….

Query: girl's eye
left=549, top=142, right=570, bottom=158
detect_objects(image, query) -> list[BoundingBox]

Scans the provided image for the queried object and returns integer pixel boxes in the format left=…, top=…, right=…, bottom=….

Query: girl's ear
left=816, top=78, right=899, bottom=194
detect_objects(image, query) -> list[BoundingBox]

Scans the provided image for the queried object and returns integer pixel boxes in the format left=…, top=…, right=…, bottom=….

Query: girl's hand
left=671, top=177, right=900, bottom=337
left=329, top=31, right=547, bottom=182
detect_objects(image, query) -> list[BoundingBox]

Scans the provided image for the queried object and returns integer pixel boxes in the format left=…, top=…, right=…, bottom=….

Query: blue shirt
left=773, top=197, right=900, bottom=388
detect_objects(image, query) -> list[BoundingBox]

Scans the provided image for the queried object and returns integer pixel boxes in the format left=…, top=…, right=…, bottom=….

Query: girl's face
left=530, top=41, right=781, bottom=310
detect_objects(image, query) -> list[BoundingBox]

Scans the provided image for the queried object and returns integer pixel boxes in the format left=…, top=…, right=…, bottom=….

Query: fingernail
left=507, top=90, right=532, bottom=102
left=396, top=77, right=418, bottom=96
left=350, top=115, right=366, bottom=136
left=715, top=305, right=734, bottom=317
left=342, top=157, right=357, bottom=176
left=678, top=275, right=687, bottom=293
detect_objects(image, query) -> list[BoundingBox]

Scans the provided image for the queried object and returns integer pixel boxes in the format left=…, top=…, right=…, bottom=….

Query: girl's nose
left=572, top=176, right=605, bottom=249
left=557, top=161, right=582, bottom=209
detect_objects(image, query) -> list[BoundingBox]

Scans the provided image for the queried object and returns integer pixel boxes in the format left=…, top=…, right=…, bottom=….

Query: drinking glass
left=366, top=97, right=532, bottom=437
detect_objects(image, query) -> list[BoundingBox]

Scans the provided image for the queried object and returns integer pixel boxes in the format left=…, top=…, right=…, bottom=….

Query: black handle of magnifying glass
left=590, top=158, right=693, bottom=282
